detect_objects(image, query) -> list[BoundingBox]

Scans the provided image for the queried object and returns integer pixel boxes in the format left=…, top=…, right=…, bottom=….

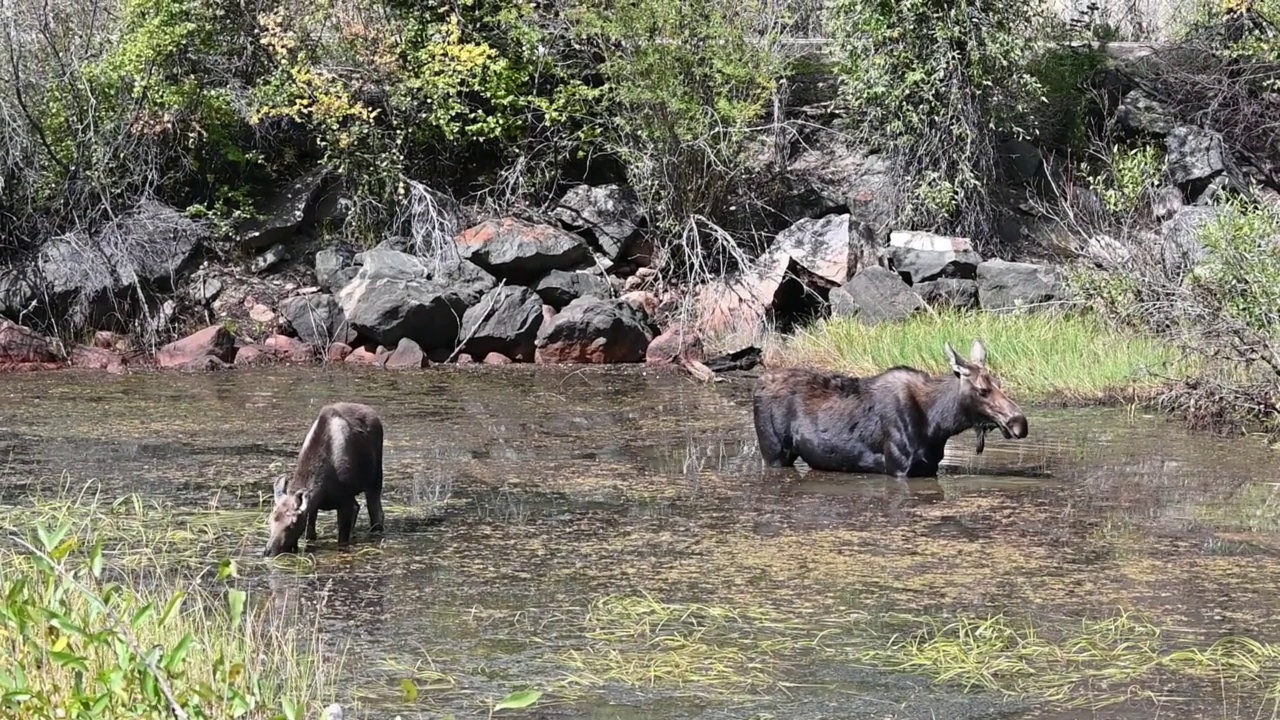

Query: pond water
left=2, top=366, right=1280, bottom=719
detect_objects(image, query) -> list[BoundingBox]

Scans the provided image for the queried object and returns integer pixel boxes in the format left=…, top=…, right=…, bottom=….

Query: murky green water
left=3, top=367, right=1280, bottom=719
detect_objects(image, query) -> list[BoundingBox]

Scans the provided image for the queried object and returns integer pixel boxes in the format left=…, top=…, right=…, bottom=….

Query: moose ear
left=969, top=339, right=987, bottom=366
left=273, top=473, right=288, bottom=502
left=293, top=489, right=309, bottom=514
left=944, top=342, right=971, bottom=377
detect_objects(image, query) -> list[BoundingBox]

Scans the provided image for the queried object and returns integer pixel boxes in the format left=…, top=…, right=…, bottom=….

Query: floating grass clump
left=550, top=595, right=1280, bottom=711
left=778, top=311, right=1185, bottom=403
left=857, top=611, right=1280, bottom=709
left=556, top=593, right=857, bottom=694
left=0, top=493, right=337, bottom=719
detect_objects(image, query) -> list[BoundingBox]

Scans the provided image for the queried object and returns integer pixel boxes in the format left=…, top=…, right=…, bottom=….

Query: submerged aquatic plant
left=856, top=610, right=1280, bottom=708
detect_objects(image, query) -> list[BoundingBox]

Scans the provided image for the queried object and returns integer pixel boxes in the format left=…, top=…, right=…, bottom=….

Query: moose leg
left=305, top=506, right=319, bottom=542
left=753, top=400, right=797, bottom=467
left=882, top=439, right=914, bottom=479
left=366, top=489, right=385, bottom=535
left=336, top=500, right=359, bottom=546
left=367, top=450, right=385, bottom=535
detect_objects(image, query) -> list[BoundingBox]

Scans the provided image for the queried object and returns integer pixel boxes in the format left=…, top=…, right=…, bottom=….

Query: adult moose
left=752, top=340, right=1028, bottom=477
left=264, top=402, right=386, bottom=557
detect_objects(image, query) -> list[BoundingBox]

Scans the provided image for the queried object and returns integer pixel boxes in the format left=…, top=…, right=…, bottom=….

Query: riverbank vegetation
left=775, top=311, right=1183, bottom=404
left=0, top=491, right=337, bottom=719
left=4, top=0, right=1280, bottom=434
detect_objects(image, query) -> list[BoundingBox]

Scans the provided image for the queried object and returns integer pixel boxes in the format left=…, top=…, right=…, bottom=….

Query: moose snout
left=1004, top=414, right=1029, bottom=439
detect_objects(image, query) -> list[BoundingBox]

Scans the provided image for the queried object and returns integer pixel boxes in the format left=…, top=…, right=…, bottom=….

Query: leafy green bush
left=1083, top=144, right=1166, bottom=215
left=568, top=0, right=787, bottom=274
left=827, top=0, right=1048, bottom=241
left=1188, top=196, right=1280, bottom=333
left=0, top=520, right=330, bottom=719
left=1026, top=46, right=1109, bottom=152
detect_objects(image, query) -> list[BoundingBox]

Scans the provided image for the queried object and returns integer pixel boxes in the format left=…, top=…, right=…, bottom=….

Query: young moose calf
left=752, top=340, right=1029, bottom=477
left=264, top=402, right=385, bottom=557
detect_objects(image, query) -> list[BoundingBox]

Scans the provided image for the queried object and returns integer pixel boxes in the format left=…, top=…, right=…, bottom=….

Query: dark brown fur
left=264, top=402, right=385, bottom=556
left=752, top=340, right=1028, bottom=477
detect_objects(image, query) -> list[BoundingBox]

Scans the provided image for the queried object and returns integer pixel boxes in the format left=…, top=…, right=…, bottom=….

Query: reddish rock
left=182, top=356, right=231, bottom=372
left=264, top=333, right=314, bottom=362
left=455, top=217, right=592, bottom=281
left=234, top=345, right=283, bottom=366
left=620, top=290, right=658, bottom=320
left=70, top=345, right=128, bottom=373
left=93, top=330, right=125, bottom=350
left=534, top=297, right=653, bottom=364
left=157, top=325, right=236, bottom=368
left=345, top=345, right=380, bottom=365
left=0, top=320, right=61, bottom=364
left=645, top=326, right=705, bottom=365
left=541, top=304, right=556, bottom=329
left=456, top=353, right=475, bottom=365
left=326, top=342, right=353, bottom=362
left=483, top=352, right=512, bottom=365
left=384, top=338, right=428, bottom=369
left=249, top=304, right=276, bottom=324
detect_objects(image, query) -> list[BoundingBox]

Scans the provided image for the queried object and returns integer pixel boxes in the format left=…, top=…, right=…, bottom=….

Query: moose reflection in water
left=752, top=340, right=1029, bottom=477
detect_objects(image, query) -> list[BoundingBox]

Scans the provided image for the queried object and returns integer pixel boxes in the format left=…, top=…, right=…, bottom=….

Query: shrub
left=0, top=519, right=332, bottom=719
left=567, top=0, right=789, bottom=277
left=827, top=0, right=1049, bottom=245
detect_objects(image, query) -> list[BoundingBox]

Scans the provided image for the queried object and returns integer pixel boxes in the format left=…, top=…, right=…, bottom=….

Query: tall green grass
left=778, top=312, right=1186, bottom=402
left=0, top=488, right=338, bottom=720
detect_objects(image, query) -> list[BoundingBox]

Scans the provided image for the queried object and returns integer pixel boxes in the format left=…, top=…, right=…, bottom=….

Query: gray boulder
left=553, top=184, right=645, bottom=262
left=460, top=285, right=544, bottom=361
left=1159, top=206, right=1221, bottom=277
left=773, top=213, right=880, bottom=287
left=535, top=296, right=654, bottom=364
left=887, top=231, right=982, bottom=285
left=279, top=293, right=354, bottom=346
left=314, top=247, right=353, bottom=290
left=1166, top=126, right=1226, bottom=189
left=36, top=200, right=206, bottom=329
left=0, top=267, right=35, bottom=322
left=239, top=168, right=328, bottom=250
left=914, top=278, right=978, bottom=310
left=977, top=260, right=1066, bottom=312
left=1116, top=89, right=1175, bottom=135
left=251, top=243, right=290, bottom=274
left=534, top=269, right=613, bottom=310
left=829, top=266, right=924, bottom=324
left=338, top=249, right=497, bottom=351
left=455, top=217, right=592, bottom=281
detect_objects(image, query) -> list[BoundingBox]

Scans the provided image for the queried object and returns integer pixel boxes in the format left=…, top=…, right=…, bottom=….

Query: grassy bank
left=0, top=488, right=338, bottom=719
left=774, top=312, right=1185, bottom=404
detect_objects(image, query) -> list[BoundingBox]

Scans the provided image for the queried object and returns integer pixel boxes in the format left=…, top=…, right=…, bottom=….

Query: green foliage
left=1084, top=144, right=1165, bottom=215
left=248, top=0, right=594, bottom=242
left=568, top=0, right=786, bottom=262
left=1026, top=46, right=1109, bottom=150
left=1189, top=196, right=1280, bottom=333
left=0, top=519, right=328, bottom=719
left=1178, top=0, right=1280, bottom=87
left=34, top=0, right=260, bottom=211
left=828, top=0, right=1048, bottom=237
